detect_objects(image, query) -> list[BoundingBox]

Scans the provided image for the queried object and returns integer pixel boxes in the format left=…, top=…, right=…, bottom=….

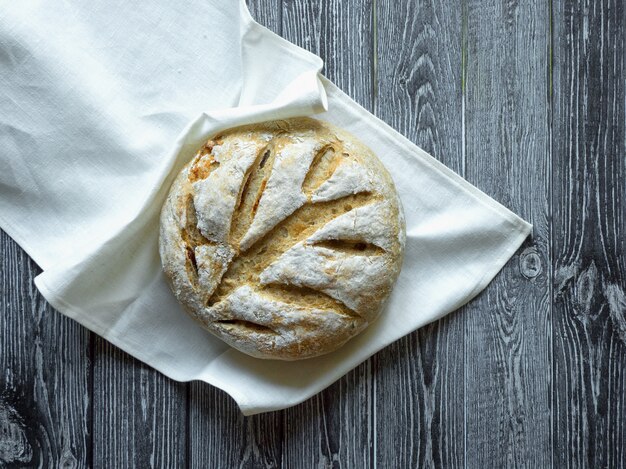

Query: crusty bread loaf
left=159, top=117, right=405, bottom=360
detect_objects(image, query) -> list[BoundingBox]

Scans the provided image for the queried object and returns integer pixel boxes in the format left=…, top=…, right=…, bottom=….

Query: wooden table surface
left=1, top=0, right=625, bottom=467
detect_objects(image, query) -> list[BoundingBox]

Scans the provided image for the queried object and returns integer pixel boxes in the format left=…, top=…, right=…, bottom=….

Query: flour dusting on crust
left=195, top=244, right=234, bottom=298
left=311, top=158, right=375, bottom=202
left=192, top=140, right=260, bottom=243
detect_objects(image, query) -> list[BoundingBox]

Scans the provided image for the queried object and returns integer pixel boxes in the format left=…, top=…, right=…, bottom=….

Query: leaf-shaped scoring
left=176, top=122, right=401, bottom=358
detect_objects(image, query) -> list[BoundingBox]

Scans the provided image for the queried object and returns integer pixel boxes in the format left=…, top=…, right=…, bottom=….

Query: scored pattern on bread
left=159, top=118, right=405, bottom=360
left=238, top=137, right=323, bottom=250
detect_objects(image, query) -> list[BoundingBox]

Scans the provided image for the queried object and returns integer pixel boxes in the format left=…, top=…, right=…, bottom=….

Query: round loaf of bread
left=159, top=117, right=405, bottom=360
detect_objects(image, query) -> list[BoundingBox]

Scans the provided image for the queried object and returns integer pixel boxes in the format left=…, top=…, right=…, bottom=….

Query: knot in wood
left=519, top=247, right=542, bottom=279
left=0, top=401, right=32, bottom=465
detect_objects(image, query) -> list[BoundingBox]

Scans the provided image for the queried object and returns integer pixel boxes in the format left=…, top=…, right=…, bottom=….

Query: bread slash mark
left=180, top=195, right=211, bottom=282
left=229, top=145, right=279, bottom=248
left=301, top=145, right=341, bottom=197
left=311, top=239, right=386, bottom=256
left=185, top=246, right=197, bottom=270
left=214, top=319, right=277, bottom=335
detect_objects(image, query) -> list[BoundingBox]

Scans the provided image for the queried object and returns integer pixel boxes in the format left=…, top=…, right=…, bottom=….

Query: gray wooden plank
left=374, top=322, right=466, bottom=469
left=0, top=231, right=91, bottom=468
left=189, top=0, right=379, bottom=465
left=463, top=0, right=552, bottom=467
left=375, top=0, right=464, bottom=172
left=281, top=366, right=375, bottom=468
left=280, top=1, right=375, bottom=466
left=246, top=0, right=282, bottom=31
left=374, top=0, right=466, bottom=466
left=189, top=383, right=283, bottom=468
left=552, top=0, right=626, bottom=467
left=186, top=3, right=285, bottom=467
left=92, top=340, right=187, bottom=468
left=282, top=0, right=374, bottom=108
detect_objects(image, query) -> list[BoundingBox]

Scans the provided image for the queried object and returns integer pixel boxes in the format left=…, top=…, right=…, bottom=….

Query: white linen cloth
left=0, top=0, right=531, bottom=415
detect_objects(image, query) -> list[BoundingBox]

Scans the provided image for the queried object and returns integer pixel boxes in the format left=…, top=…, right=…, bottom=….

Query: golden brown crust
left=159, top=117, right=405, bottom=360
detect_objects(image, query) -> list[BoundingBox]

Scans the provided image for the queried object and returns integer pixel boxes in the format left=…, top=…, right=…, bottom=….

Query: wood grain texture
left=0, top=231, right=91, bottom=468
left=183, top=4, right=286, bottom=468
left=282, top=0, right=374, bottom=107
left=375, top=0, right=464, bottom=172
left=463, top=0, right=552, bottom=467
left=280, top=1, right=376, bottom=467
left=92, top=340, right=187, bottom=468
left=280, top=363, right=375, bottom=468
left=188, top=383, right=283, bottom=468
left=374, top=0, right=465, bottom=467
left=246, top=0, right=282, bottom=33
left=184, top=4, right=288, bottom=467
left=552, top=0, right=626, bottom=467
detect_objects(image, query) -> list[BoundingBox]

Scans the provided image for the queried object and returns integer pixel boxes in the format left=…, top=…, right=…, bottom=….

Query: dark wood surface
left=1, top=0, right=624, bottom=467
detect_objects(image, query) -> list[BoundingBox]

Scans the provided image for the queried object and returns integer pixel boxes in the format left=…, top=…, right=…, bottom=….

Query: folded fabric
left=0, top=0, right=531, bottom=415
